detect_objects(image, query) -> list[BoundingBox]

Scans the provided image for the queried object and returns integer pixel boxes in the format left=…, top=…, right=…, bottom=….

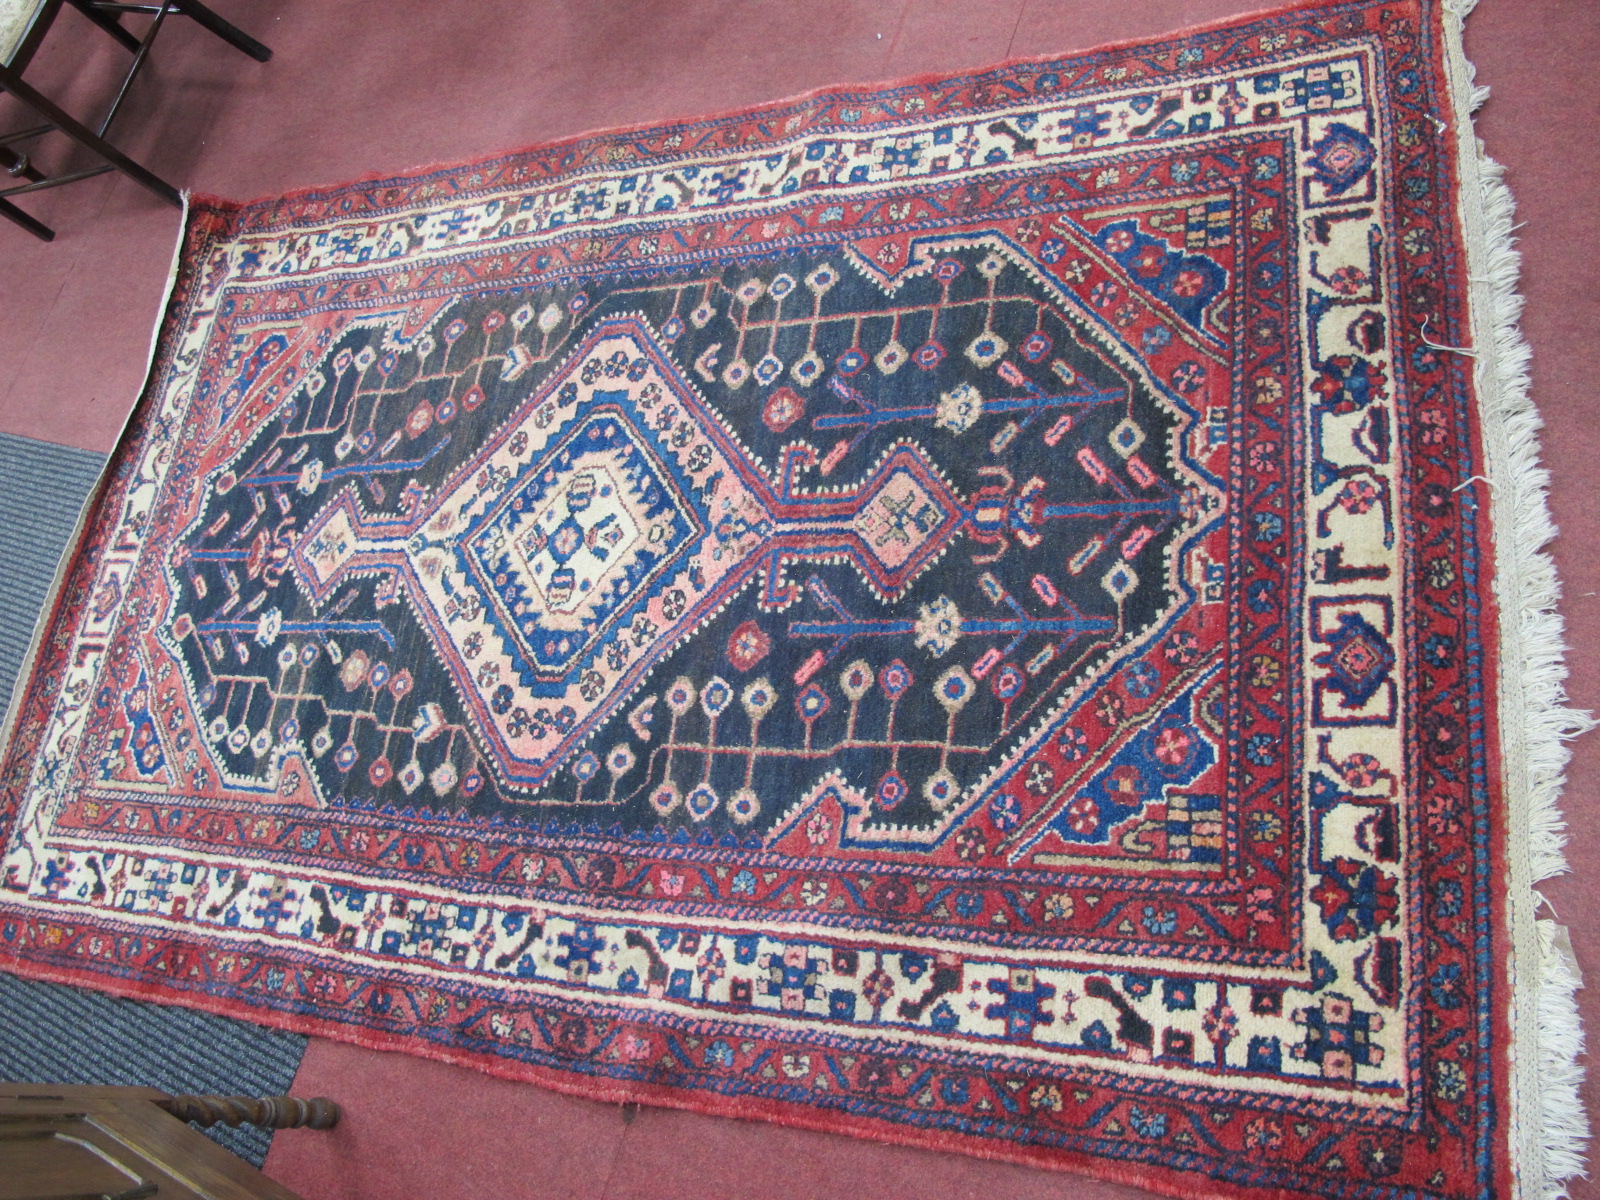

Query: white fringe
left=1444, top=2, right=1591, bottom=1195
left=1538, top=922, right=1590, bottom=1190
left=1472, top=152, right=1590, bottom=886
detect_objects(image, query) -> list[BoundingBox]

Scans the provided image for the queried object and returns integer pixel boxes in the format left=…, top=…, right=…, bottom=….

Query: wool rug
left=0, top=1, right=1586, bottom=1196
left=0, top=432, right=308, bottom=1168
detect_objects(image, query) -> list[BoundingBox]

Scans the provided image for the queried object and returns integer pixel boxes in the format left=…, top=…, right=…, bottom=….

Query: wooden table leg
left=155, top=1095, right=341, bottom=1131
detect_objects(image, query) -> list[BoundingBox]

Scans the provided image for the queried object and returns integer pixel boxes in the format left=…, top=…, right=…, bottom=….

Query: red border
left=185, top=0, right=1360, bottom=226
left=0, top=950, right=1325, bottom=1200
left=0, top=3, right=1517, bottom=1198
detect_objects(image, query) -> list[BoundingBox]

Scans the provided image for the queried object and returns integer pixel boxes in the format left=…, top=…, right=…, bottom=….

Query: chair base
left=0, top=0, right=271, bottom=240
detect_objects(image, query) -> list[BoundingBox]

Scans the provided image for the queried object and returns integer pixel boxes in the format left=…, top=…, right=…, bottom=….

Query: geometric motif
left=0, top=3, right=1557, bottom=1198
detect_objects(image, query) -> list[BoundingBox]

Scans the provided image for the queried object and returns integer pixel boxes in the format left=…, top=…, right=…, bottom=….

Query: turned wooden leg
left=156, top=1094, right=340, bottom=1131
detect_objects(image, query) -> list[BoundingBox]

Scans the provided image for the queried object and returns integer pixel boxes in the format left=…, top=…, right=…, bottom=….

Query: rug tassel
left=1448, top=2, right=1592, bottom=1194
left=1537, top=921, right=1590, bottom=1189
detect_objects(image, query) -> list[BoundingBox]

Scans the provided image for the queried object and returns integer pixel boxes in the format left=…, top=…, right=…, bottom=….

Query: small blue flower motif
left=1176, top=45, right=1203, bottom=66
left=1140, top=325, right=1172, bottom=355
left=1058, top=725, right=1090, bottom=761
left=1429, top=963, right=1464, bottom=1009
left=954, top=891, right=983, bottom=918
left=1122, top=973, right=1153, bottom=998
left=1253, top=154, right=1282, bottom=180
left=1171, top=360, right=1204, bottom=394
left=1432, top=879, right=1464, bottom=919
left=572, top=752, right=601, bottom=783
left=1038, top=237, right=1068, bottom=264
left=1423, top=632, right=1454, bottom=668
left=1247, top=577, right=1277, bottom=614
left=988, top=792, right=1022, bottom=832
left=1128, top=1105, right=1169, bottom=1140
left=1123, top=659, right=1159, bottom=699
left=731, top=869, right=757, bottom=896
left=939, top=1076, right=970, bottom=1106
left=1142, top=906, right=1178, bottom=936
left=704, top=1039, right=734, bottom=1067
left=1253, top=511, right=1285, bottom=543
left=1412, top=343, right=1441, bottom=373
left=1245, top=733, right=1277, bottom=766
left=1170, top=159, right=1199, bottom=184
left=901, top=952, right=929, bottom=982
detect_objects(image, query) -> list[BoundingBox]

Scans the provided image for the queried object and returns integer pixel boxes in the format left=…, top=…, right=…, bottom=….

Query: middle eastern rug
left=0, top=1, right=1580, bottom=1197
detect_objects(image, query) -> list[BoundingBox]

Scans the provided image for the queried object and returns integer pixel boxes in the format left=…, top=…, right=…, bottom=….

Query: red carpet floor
left=1, top=3, right=1594, bottom=1197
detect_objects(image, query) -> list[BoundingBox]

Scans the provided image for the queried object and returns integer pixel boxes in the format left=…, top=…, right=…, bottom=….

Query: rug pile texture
left=0, top=1, right=1586, bottom=1196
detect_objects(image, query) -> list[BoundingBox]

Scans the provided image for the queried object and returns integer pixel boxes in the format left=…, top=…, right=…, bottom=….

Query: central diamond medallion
left=294, top=315, right=964, bottom=794
left=462, top=411, right=699, bottom=678
left=397, top=323, right=764, bottom=787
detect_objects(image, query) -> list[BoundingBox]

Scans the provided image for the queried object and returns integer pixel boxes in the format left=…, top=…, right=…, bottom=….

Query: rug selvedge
left=0, top=2, right=1540, bottom=1196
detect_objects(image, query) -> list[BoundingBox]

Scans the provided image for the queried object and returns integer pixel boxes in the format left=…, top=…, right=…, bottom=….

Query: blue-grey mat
left=0, top=432, right=106, bottom=708
left=0, top=431, right=309, bottom=1167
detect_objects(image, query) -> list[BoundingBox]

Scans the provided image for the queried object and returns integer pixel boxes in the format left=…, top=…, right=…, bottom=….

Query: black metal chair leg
left=164, top=0, right=271, bottom=62
left=0, top=196, right=54, bottom=240
left=0, top=147, right=45, bottom=183
left=0, top=62, right=180, bottom=207
left=64, top=0, right=141, bottom=52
